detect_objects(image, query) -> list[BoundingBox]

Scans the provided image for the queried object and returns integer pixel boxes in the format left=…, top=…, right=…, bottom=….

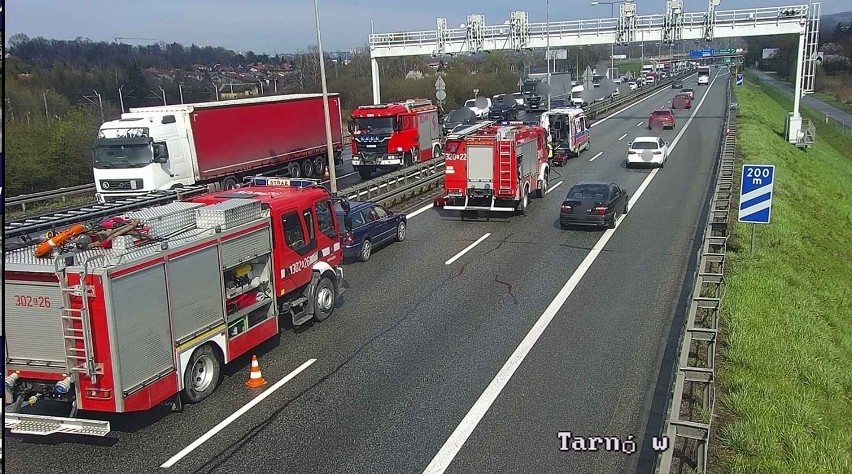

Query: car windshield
left=631, top=141, right=659, bottom=150
left=352, top=117, right=394, bottom=134
left=92, top=143, right=153, bottom=169
left=567, top=184, right=609, bottom=200
left=652, top=110, right=671, bottom=116
left=465, top=100, right=477, bottom=107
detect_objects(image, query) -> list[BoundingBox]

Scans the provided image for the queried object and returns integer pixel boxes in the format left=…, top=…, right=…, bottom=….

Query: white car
left=465, top=98, right=492, bottom=119
left=627, top=81, right=639, bottom=91
left=626, top=136, right=669, bottom=168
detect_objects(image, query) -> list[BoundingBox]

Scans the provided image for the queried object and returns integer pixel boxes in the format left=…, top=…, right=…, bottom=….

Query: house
left=219, top=83, right=259, bottom=100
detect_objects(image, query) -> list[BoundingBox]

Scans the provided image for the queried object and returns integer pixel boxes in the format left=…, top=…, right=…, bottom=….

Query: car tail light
left=561, top=204, right=573, bottom=213
left=592, top=206, right=608, bottom=215
left=343, top=232, right=354, bottom=244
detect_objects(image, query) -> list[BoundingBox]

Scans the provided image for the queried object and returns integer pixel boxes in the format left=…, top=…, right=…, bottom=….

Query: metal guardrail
left=4, top=135, right=354, bottom=212
left=655, top=75, right=737, bottom=474
left=339, top=158, right=445, bottom=208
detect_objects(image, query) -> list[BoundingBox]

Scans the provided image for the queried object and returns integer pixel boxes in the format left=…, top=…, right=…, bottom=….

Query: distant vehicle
left=627, top=81, right=639, bottom=91
left=559, top=181, right=629, bottom=229
left=570, top=84, right=587, bottom=107
left=648, top=108, right=676, bottom=129
left=644, top=74, right=656, bottom=85
left=522, top=79, right=546, bottom=111
left=465, top=98, right=492, bottom=119
left=697, top=66, right=711, bottom=85
left=681, top=88, right=695, bottom=99
left=626, top=136, right=670, bottom=168
left=673, top=93, right=693, bottom=109
left=550, top=98, right=571, bottom=108
left=512, top=92, right=526, bottom=107
left=489, top=94, right=522, bottom=120
left=442, top=108, right=478, bottom=135
left=335, top=200, right=406, bottom=262
left=672, top=79, right=684, bottom=89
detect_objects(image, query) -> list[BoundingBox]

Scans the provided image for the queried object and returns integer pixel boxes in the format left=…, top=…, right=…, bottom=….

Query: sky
left=5, top=0, right=849, bottom=55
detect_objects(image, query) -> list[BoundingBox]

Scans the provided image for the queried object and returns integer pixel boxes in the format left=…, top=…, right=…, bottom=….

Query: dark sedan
left=442, top=108, right=477, bottom=135
left=334, top=200, right=406, bottom=262
left=672, top=79, right=684, bottom=89
left=559, top=181, right=629, bottom=229
left=488, top=94, right=521, bottom=121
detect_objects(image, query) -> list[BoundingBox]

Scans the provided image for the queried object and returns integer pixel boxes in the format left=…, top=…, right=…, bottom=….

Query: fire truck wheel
left=313, top=275, right=337, bottom=322
left=519, top=189, right=529, bottom=216
left=358, top=168, right=373, bottom=179
left=301, top=158, right=315, bottom=177
left=403, top=152, right=413, bottom=167
left=433, top=144, right=442, bottom=158
left=359, top=239, right=372, bottom=262
left=221, top=176, right=239, bottom=190
left=395, top=221, right=407, bottom=242
left=536, top=178, right=548, bottom=198
left=182, top=345, right=221, bottom=404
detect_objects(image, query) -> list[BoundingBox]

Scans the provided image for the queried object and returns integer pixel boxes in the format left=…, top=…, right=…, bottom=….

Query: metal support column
left=371, top=56, right=381, bottom=104
left=787, top=29, right=806, bottom=142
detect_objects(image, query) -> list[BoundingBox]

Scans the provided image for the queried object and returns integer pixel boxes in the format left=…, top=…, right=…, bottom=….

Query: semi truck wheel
left=313, top=156, right=325, bottom=177
left=182, top=344, right=221, bottom=404
left=289, top=162, right=302, bottom=178
left=301, top=158, right=315, bottom=178
left=313, top=275, right=337, bottom=322
left=221, top=176, right=239, bottom=190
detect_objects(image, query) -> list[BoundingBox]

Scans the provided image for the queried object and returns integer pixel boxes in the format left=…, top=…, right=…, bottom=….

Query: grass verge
left=710, top=77, right=852, bottom=473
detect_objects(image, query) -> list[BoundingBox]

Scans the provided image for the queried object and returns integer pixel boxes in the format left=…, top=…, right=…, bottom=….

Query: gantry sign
left=367, top=1, right=821, bottom=145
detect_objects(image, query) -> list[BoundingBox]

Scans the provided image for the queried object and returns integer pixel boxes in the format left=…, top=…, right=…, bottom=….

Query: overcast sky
left=5, top=0, right=848, bottom=54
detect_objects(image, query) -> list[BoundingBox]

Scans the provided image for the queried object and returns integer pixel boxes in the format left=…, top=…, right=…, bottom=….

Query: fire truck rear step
left=5, top=413, right=111, bottom=437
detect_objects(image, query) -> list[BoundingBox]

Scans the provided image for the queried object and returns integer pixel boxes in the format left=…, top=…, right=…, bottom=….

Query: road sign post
left=738, top=164, right=775, bottom=256
left=435, top=76, right=446, bottom=107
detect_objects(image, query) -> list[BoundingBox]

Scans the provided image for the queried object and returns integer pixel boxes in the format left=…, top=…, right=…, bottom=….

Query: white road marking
left=589, top=79, right=681, bottom=128
left=545, top=180, right=563, bottom=195
left=636, top=121, right=644, bottom=127
left=422, top=70, right=720, bottom=474
left=445, top=233, right=491, bottom=265
left=407, top=202, right=435, bottom=219
left=160, top=359, right=316, bottom=468
left=618, top=133, right=628, bottom=141
left=589, top=151, right=603, bottom=162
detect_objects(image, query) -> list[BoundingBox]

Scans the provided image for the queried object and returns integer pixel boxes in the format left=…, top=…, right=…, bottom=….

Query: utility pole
left=179, top=83, right=185, bottom=104
left=118, top=85, right=127, bottom=113
left=546, top=0, right=551, bottom=111
left=158, top=86, right=167, bottom=105
left=314, top=0, right=339, bottom=194
left=93, top=90, right=105, bottom=122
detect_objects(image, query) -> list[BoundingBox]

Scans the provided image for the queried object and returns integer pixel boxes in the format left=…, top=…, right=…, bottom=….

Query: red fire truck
left=4, top=178, right=347, bottom=436
left=348, top=98, right=443, bottom=179
left=436, top=122, right=550, bottom=215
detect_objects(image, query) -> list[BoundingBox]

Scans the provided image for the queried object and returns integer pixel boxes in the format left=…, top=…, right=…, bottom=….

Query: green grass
left=714, top=78, right=852, bottom=473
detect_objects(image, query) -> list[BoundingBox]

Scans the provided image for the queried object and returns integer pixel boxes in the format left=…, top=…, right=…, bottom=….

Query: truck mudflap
left=4, top=412, right=111, bottom=437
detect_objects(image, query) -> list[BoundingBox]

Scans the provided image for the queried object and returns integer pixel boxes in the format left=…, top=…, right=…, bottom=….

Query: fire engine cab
left=539, top=107, right=591, bottom=166
left=4, top=178, right=346, bottom=436
left=436, top=121, right=550, bottom=215
left=348, top=98, right=443, bottom=179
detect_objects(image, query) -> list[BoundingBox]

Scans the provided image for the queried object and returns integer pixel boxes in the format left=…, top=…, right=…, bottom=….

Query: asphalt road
left=749, top=68, right=852, bottom=128
left=4, top=69, right=729, bottom=474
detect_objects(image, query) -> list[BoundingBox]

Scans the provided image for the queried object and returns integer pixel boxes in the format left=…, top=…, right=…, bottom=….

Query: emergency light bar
left=247, top=177, right=322, bottom=188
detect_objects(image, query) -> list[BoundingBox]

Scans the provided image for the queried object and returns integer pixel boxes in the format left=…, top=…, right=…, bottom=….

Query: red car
left=648, top=109, right=676, bottom=130
left=673, top=93, right=693, bottom=109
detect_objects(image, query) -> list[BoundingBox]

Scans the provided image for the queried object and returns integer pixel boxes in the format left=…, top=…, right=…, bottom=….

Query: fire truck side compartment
left=4, top=281, right=67, bottom=370
left=166, top=246, right=226, bottom=344
left=104, top=263, right=175, bottom=396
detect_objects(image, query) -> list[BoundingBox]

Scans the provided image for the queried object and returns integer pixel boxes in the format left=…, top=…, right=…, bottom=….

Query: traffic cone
left=245, top=355, right=267, bottom=388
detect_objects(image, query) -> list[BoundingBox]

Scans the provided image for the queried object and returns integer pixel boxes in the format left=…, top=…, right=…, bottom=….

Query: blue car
left=334, top=200, right=407, bottom=262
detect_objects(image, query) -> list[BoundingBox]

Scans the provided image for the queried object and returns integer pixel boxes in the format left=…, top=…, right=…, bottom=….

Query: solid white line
left=422, top=70, right=720, bottom=474
left=160, top=359, right=316, bottom=468
left=445, top=233, right=491, bottom=265
left=545, top=180, right=563, bottom=195
left=617, top=133, right=627, bottom=141
left=589, top=151, right=603, bottom=162
left=407, top=202, right=435, bottom=219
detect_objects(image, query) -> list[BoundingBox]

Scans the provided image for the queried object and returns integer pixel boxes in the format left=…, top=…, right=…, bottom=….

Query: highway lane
left=439, top=70, right=729, bottom=474
left=3, top=73, right=724, bottom=473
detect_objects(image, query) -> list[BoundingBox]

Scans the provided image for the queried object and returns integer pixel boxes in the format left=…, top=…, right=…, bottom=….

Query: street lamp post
left=546, top=0, right=551, bottom=110
left=313, top=0, right=339, bottom=194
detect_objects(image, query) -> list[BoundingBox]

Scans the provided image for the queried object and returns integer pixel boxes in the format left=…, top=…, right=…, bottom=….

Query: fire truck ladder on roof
left=3, top=185, right=208, bottom=244
left=497, top=140, right=515, bottom=194
left=55, top=252, right=105, bottom=383
left=446, top=120, right=497, bottom=140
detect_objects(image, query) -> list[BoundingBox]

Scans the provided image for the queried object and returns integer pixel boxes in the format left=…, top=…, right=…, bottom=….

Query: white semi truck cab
left=93, top=114, right=193, bottom=203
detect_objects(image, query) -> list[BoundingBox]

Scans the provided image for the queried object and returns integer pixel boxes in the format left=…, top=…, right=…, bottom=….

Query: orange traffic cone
left=245, top=355, right=267, bottom=388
